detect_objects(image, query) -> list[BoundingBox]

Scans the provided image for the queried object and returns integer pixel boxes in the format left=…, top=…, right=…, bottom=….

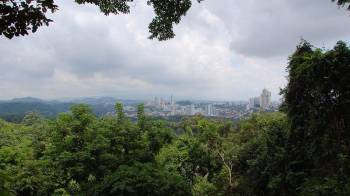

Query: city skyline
left=0, top=92, right=281, bottom=102
left=0, top=89, right=279, bottom=120
left=139, top=89, right=277, bottom=118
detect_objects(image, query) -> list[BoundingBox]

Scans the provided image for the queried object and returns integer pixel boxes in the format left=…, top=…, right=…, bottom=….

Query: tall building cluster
left=248, top=89, right=272, bottom=111
left=260, top=89, right=271, bottom=110
left=105, top=88, right=279, bottom=120
left=146, top=95, right=218, bottom=117
left=139, top=89, right=275, bottom=118
left=205, top=104, right=215, bottom=116
left=152, top=96, right=171, bottom=109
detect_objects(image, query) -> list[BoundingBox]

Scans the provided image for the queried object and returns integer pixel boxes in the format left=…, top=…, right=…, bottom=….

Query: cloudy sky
left=1, top=0, right=350, bottom=101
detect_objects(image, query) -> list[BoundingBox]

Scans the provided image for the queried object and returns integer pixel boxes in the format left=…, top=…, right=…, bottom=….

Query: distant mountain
left=70, top=97, right=117, bottom=106
left=0, top=97, right=142, bottom=123
left=0, top=101, right=72, bottom=122
left=69, top=97, right=142, bottom=106
left=11, top=97, right=44, bottom=103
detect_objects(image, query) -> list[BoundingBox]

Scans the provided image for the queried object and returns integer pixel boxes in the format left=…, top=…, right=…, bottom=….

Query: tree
left=191, top=176, right=217, bottom=196
left=1, top=0, right=203, bottom=40
left=282, top=40, right=350, bottom=195
left=333, top=0, right=350, bottom=8
left=0, top=0, right=58, bottom=39
left=146, top=120, right=174, bottom=155
left=22, top=111, right=42, bottom=126
left=233, top=113, right=289, bottom=195
left=115, top=102, right=125, bottom=125
left=0, top=171, right=12, bottom=196
left=94, top=162, right=190, bottom=196
left=156, top=117, right=223, bottom=186
left=137, top=103, right=146, bottom=131
left=49, top=104, right=97, bottom=194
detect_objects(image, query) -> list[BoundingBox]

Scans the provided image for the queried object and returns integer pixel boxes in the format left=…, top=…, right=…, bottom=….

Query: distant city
left=120, top=89, right=280, bottom=120
left=0, top=89, right=280, bottom=122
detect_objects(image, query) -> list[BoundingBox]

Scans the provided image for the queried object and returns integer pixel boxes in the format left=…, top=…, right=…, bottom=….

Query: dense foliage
left=282, top=41, right=350, bottom=195
left=0, top=99, right=124, bottom=123
left=0, top=41, right=350, bottom=195
left=0, top=101, right=72, bottom=123
left=0, top=102, right=288, bottom=195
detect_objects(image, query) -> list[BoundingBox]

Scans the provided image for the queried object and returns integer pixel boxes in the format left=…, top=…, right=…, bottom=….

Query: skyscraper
left=154, top=97, right=159, bottom=107
left=170, top=95, right=175, bottom=105
left=205, top=104, right=214, bottom=116
left=249, top=97, right=255, bottom=109
left=260, top=89, right=271, bottom=110
left=249, top=97, right=260, bottom=109
left=190, top=104, right=195, bottom=115
left=160, top=97, right=165, bottom=109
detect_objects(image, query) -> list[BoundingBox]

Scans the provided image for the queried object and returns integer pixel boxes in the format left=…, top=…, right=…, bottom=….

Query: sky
left=1, top=0, right=350, bottom=101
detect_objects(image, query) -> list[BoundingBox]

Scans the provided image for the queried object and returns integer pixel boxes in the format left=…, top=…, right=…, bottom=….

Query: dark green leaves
left=1, top=0, right=203, bottom=40
left=74, top=0, right=133, bottom=15
left=95, top=162, right=190, bottom=196
left=282, top=40, right=350, bottom=195
left=147, top=0, right=192, bottom=40
left=0, top=0, right=58, bottom=39
left=333, top=0, right=350, bottom=9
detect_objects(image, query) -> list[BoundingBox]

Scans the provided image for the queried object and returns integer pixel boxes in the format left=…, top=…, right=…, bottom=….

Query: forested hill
left=0, top=98, right=72, bottom=122
left=0, top=97, right=139, bottom=122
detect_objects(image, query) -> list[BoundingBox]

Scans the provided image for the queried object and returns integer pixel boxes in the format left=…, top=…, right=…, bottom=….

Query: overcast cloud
left=1, top=0, right=349, bottom=101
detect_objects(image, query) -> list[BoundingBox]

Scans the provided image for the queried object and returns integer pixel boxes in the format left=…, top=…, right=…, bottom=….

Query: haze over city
left=1, top=0, right=349, bottom=101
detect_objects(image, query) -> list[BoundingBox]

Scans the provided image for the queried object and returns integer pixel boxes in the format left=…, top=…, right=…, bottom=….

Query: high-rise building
left=260, top=89, right=271, bottom=110
left=249, top=97, right=260, bottom=109
left=154, top=97, right=159, bottom=107
left=205, top=104, right=215, bottom=116
left=190, top=104, right=195, bottom=115
left=170, top=95, right=175, bottom=105
left=254, top=97, right=260, bottom=107
left=248, top=89, right=272, bottom=110
left=170, top=105, right=176, bottom=115
left=160, top=97, right=165, bottom=109
left=249, top=98, right=254, bottom=109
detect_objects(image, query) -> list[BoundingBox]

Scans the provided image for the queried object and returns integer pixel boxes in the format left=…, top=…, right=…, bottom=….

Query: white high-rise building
left=260, top=89, right=271, bottom=110
left=249, top=97, right=260, bottom=109
left=205, top=104, right=215, bottom=116
left=160, top=97, right=165, bottom=109
left=249, top=97, right=255, bottom=109
left=190, top=104, right=195, bottom=115
left=154, top=97, right=159, bottom=107
left=254, top=97, right=260, bottom=107
left=170, top=105, right=176, bottom=115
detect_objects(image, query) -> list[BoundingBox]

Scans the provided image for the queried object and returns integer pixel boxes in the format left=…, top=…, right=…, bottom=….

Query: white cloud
left=0, top=0, right=348, bottom=101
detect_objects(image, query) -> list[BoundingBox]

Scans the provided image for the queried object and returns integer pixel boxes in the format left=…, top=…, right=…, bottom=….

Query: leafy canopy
left=0, top=0, right=203, bottom=40
left=282, top=40, right=350, bottom=195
